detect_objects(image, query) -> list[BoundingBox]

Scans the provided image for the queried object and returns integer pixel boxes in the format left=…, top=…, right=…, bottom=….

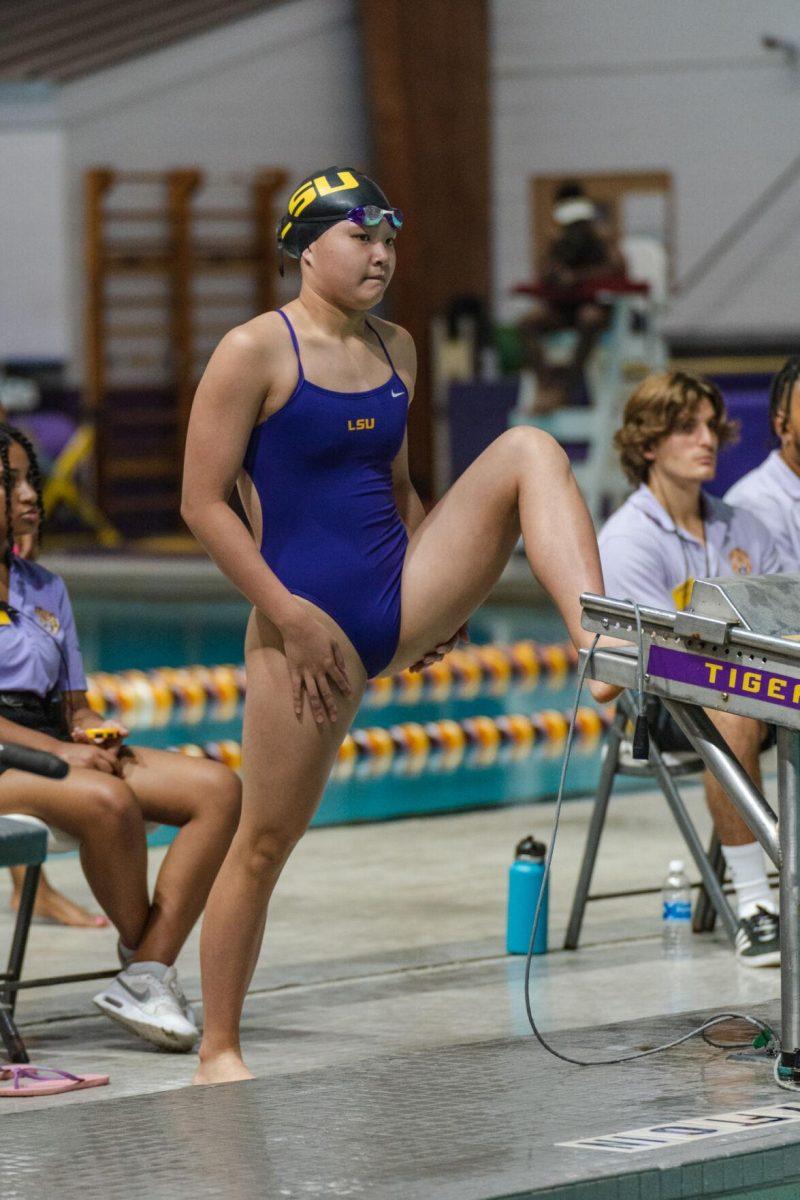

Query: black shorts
left=647, top=697, right=777, bottom=754
left=0, top=691, right=70, bottom=742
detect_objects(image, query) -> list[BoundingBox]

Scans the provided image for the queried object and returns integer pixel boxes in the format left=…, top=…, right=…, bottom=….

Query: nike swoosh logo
left=391, top=388, right=405, bottom=398
left=120, top=977, right=152, bottom=1002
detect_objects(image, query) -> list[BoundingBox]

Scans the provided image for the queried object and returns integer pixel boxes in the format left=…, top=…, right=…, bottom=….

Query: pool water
left=74, top=598, right=616, bottom=827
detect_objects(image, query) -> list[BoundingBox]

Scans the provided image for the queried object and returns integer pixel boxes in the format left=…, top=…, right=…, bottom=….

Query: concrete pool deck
left=2, top=780, right=781, bottom=1108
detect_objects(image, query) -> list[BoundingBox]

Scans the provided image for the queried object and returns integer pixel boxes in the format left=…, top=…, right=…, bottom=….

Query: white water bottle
left=662, top=859, right=692, bottom=957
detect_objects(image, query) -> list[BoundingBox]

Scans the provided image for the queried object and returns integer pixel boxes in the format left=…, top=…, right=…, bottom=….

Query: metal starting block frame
left=581, top=574, right=800, bottom=1089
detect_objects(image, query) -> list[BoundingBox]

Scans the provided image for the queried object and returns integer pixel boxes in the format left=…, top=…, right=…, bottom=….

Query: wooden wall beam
left=359, top=0, right=490, bottom=498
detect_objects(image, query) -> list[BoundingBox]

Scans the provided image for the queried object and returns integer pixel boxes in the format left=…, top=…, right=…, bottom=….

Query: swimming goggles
left=346, top=205, right=404, bottom=230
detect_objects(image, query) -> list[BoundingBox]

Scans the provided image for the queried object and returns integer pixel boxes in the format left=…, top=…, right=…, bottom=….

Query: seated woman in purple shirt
left=0, top=425, right=241, bottom=1052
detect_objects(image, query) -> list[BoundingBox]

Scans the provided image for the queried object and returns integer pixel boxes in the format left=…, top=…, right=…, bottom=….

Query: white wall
left=0, top=124, right=69, bottom=360
left=491, top=0, right=800, bottom=334
left=58, top=0, right=365, bottom=380
left=5, top=0, right=800, bottom=369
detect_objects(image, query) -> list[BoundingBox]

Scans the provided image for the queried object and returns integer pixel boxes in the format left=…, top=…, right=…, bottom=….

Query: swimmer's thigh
left=386, top=432, right=533, bottom=673
left=240, top=608, right=366, bottom=840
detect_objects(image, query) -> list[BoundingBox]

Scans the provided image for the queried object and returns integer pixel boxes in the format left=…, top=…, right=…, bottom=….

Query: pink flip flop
left=0, top=1064, right=109, bottom=1096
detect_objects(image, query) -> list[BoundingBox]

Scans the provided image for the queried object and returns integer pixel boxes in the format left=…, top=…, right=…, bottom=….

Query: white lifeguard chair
left=511, top=245, right=669, bottom=526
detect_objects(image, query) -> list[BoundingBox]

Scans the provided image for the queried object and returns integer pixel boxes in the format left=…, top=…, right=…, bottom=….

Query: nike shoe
left=115, top=943, right=199, bottom=1028
left=166, top=969, right=200, bottom=1031
left=735, top=906, right=781, bottom=968
left=93, top=965, right=199, bottom=1051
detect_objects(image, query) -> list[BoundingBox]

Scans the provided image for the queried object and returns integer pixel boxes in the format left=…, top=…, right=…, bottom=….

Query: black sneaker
left=735, top=906, right=780, bottom=968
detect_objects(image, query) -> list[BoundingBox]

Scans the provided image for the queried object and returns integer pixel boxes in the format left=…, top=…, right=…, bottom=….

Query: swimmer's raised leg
left=386, top=425, right=604, bottom=675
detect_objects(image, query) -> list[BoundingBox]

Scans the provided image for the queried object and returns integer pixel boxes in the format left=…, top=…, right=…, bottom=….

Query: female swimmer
left=182, top=167, right=605, bottom=1083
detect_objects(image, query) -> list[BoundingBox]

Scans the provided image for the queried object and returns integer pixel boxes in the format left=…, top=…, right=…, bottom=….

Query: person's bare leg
left=704, top=710, right=765, bottom=845
left=0, top=768, right=150, bottom=948
left=570, top=303, right=607, bottom=378
left=194, top=608, right=366, bottom=1086
left=386, top=426, right=604, bottom=675
left=519, top=304, right=559, bottom=377
left=8, top=865, right=109, bottom=927
left=116, top=748, right=241, bottom=965
left=519, top=304, right=571, bottom=411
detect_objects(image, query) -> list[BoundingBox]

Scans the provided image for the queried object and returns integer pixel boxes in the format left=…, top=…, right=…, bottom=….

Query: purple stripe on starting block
left=647, top=644, right=800, bottom=712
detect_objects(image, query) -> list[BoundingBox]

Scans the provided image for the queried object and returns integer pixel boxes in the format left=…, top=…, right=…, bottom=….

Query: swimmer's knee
left=239, top=827, right=298, bottom=879
left=498, top=425, right=570, bottom=473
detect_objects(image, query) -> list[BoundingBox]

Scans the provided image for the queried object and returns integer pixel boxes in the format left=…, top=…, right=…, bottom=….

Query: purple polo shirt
left=599, top=484, right=781, bottom=611
left=0, top=558, right=87, bottom=696
left=724, top=450, right=800, bottom=572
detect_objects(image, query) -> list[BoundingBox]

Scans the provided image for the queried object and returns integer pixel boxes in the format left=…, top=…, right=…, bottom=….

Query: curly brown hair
left=614, top=371, right=738, bottom=486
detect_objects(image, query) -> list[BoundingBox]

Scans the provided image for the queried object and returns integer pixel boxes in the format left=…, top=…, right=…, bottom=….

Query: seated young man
left=0, top=424, right=241, bottom=1049
left=599, top=372, right=782, bottom=967
left=724, top=356, right=800, bottom=571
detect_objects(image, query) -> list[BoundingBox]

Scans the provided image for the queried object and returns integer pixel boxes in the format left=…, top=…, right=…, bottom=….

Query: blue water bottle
left=506, top=836, right=549, bottom=955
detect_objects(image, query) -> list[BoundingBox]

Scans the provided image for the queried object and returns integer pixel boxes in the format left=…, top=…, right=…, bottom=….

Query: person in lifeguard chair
left=518, top=181, right=626, bottom=413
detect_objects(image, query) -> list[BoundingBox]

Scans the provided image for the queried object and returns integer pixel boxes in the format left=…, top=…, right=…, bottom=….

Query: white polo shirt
left=724, top=450, right=800, bottom=572
left=599, top=484, right=781, bottom=612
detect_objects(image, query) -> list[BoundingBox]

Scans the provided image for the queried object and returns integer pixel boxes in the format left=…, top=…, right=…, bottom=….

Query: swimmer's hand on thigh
left=280, top=608, right=353, bottom=726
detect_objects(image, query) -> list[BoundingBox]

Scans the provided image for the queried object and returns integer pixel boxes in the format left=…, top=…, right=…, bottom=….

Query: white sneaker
left=115, top=944, right=199, bottom=1027
left=93, top=965, right=199, bottom=1051
left=166, top=970, right=200, bottom=1031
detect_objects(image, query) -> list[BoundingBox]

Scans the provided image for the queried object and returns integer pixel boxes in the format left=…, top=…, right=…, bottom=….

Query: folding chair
left=1, top=813, right=159, bottom=1063
left=0, top=816, right=47, bottom=1062
left=563, top=691, right=739, bottom=950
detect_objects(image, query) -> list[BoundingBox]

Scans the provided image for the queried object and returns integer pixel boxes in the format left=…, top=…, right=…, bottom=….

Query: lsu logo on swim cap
left=287, top=170, right=360, bottom=220
left=277, top=166, right=394, bottom=264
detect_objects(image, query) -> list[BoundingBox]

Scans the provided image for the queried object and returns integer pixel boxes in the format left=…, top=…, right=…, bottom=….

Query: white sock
left=117, top=940, right=137, bottom=965
left=721, top=841, right=776, bottom=919
left=123, top=960, right=170, bottom=981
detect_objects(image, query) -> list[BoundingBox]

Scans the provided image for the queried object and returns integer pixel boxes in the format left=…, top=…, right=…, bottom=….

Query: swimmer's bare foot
left=193, top=1049, right=255, bottom=1086
left=9, top=867, right=109, bottom=928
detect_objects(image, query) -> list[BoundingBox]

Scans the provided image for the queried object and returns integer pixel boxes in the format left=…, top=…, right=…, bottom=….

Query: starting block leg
left=776, top=727, right=800, bottom=1090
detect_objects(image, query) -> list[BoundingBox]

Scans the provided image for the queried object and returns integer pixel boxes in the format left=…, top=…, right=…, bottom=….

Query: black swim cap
left=277, top=166, right=393, bottom=259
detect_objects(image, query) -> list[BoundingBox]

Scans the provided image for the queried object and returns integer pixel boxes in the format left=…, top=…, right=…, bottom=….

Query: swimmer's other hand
left=409, top=623, right=469, bottom=673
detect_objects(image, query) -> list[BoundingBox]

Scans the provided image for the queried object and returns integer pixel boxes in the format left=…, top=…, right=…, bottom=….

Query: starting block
left=582, top=573, right=800, bottom=1090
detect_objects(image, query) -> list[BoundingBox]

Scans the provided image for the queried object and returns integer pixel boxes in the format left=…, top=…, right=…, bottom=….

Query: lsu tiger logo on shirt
left=672, top=578, right=694, bottom=611
left=729, top=547, right=752, bottom=575
left=348, top=418, right=376, bottom=432
left=35, top=606, right=60, bottom=635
